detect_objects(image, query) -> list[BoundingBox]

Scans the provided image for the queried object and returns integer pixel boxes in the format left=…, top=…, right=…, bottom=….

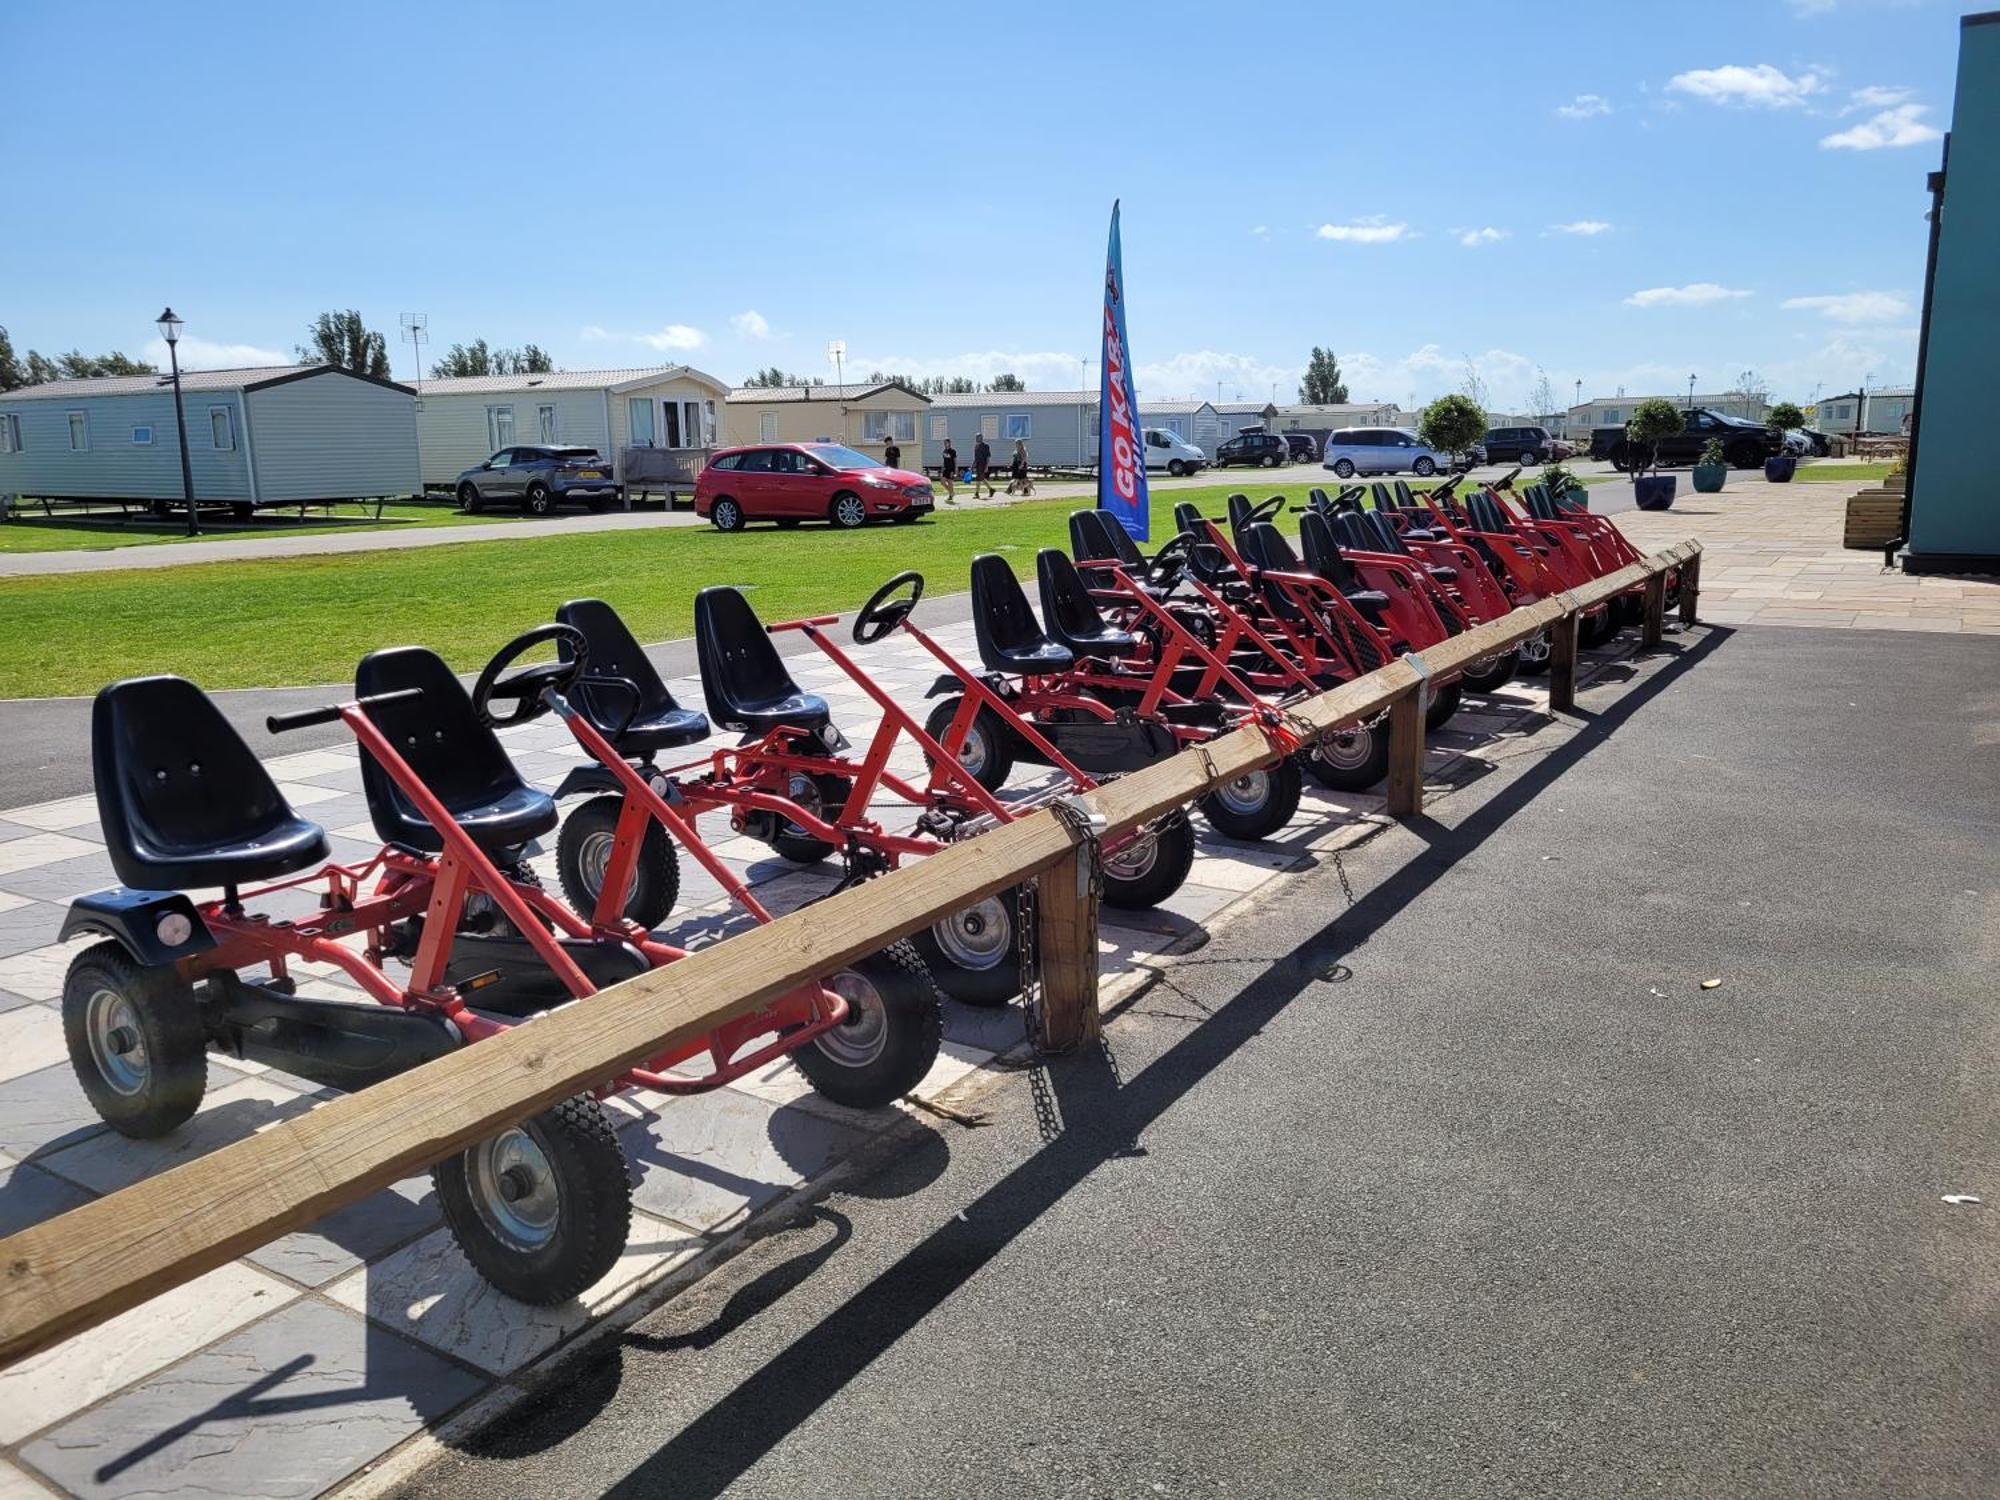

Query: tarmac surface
left=388, top=623, right=2000, bottom=1500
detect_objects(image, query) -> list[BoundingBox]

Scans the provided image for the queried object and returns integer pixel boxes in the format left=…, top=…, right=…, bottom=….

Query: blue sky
left=1, top=0, right=1966, bottom=409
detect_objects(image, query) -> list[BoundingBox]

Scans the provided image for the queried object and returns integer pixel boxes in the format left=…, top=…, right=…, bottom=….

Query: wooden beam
left=0, top=538, right=1703, bottom=1370
left=1679, top=553, right=1701, bottom=626
left=1385, top=688, right=1425, bottom=818
left=1030, top=845, right=1100, bottom=1054
left=1642, top=572, right=1667, bottom=648
left=1548, top=609, right=1580, bottom=714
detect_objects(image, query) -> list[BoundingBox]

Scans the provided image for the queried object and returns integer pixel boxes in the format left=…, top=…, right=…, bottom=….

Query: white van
left=1140, top=427, right=1208, bottom=476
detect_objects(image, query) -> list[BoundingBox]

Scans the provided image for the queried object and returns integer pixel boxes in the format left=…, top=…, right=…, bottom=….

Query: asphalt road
left=392, top=623, right=1998, bottom=1500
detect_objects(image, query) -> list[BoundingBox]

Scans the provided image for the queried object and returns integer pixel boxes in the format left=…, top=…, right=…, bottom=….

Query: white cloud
left=581, top=322, right=707, bottom=351
left=1624, top=283, right=1753, bottom=308
left=1132, top=350, right=1299, bottom=402
left=729, top=310, right=771, bottom=340
left=1781, top=290, right=1912, bottom=324
left=1548, top=220, right=1613, bottom=236
left=845, top=349, right=1087, bottom=390
left=1456, top=227, right=1508, bottom=247
left=1848, top=84, right=1911, bottom=109
left=1250, top=224, right=1270, bottom=240
left=1786, top=0, right=1838, bottom=14
left=1555, top=93, right=1612, bottom=119
left=1820, top=103, right=1941, bottom=150
left=1341, top=344, right=1543, bottom=411
left=1667, top=63, right=1826, bottom=109
left=1315, top=217, right=1409, bottom=245
left=141, top=336, right=289, bottom=370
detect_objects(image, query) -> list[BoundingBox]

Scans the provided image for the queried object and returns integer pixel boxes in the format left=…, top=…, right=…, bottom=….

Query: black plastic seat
left=356, top=648, right=558, bottom=856
left=1238, top=523, right=1311, bottom=622
left=91, top=677, right=329, bottom=891
left=555, top=598, right=709, bottom=757
left=1362, top=512, right=1456, bottom=581
left=1037, top=550, right=1139, bottom=658
left=1087, top=509, right=1149, bottom=569
left=971, top=555, right=1074, bottom=675
left=1225, top=493, right=1256, bottom=538
left=1173, top=501, right=1207, bottom=538
left=692, top=587, right=831, bottom=737
left=1298, top=513, right=1392, bottom=617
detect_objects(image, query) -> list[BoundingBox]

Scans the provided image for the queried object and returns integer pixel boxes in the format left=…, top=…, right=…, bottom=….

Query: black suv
left=1483, top=425, right=1552, bottom=466
left=1283, top=432, right=1318, bottom=463
left=1214, top=431, right=1289, bottom=468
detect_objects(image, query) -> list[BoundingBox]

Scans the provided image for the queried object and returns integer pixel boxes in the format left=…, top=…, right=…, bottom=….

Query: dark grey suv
left=455, top=445, right=621, bottom=516
left=1482, top=425, right=1553, bottom=466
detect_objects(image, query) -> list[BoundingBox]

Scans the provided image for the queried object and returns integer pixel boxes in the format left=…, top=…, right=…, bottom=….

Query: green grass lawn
left=0, top=499, right=530, bottom=554
left=0, top=475, right=1580, bottom=698
left=1790, top=461, right=1901, bottom=484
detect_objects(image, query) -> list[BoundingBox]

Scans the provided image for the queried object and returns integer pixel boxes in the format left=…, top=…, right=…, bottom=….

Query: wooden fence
left=0, top=539, right=1700, bottom=1368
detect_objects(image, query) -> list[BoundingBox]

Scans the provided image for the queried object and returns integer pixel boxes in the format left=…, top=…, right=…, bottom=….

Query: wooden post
left=1678, top=553, right=1701, bottom=626
left=1386, top=687, right=1425, bottom=818
left=1548, top=611, right=1580, bottom=714
left=1032, top=844, right=1100, bottom=1053
left=1641, top=572, right=1667, bottom=648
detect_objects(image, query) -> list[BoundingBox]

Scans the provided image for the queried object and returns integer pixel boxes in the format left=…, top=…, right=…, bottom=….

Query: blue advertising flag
left=1097, top=201, right=1149, bottom=542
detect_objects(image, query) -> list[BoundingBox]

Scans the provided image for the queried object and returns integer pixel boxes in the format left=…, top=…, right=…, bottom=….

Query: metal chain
left=1015, top=874, right=1065, bottom=1142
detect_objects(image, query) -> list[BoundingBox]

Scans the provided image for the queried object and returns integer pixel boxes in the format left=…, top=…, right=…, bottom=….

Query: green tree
left=1298, top=347, right=1348, bottom=405
left=989, top=372, right=1026, bottom=391
left=33, top=349, right=158, bottom=380
left=1624, top=397, right=1684, bottom=475
left=297, top=309, right=390, bottom=378
left=0, top=326, right=22, bottom=391
left=1417, top=393, right=1487, bottom=465
left=1767, top=400, right=1804, bottom=431
left=431, top=339, right=493, bottom=378
left=741, top=367, right=821, bottom=388
left=23, top=351, right=60, bottom=386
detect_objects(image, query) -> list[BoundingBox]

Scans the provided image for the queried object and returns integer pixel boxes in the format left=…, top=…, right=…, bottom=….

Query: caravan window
left=1001, top=413, right=1032, bottom=441
left=538, top=404, right=557, bottom=443
left=759, top=412, right=778, bottom=441
left=0, top=414, right=19, bottom=453
left=209, top=406, right=235, bottom=451
left=67, top=411, right=89, bottom=451
left=487, top=405, right=515, bottom=449
left=626, top=397, right=654, bottom=446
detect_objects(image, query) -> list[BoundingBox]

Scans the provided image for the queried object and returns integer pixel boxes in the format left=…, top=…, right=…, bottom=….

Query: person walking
left=972, top=433, right=996, bottom=498
left=1007, top=439, right=1034, bottom=496
left=939, top=437, right=958, bottom=504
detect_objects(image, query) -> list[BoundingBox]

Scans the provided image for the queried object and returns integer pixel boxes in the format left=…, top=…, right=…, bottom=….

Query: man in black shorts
left=972, top=434, right=995, bottom=498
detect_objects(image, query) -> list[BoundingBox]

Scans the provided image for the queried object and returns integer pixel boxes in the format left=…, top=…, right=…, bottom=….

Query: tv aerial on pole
left=827, top=339, right=846, bottom=390
left=400, top=313, right=428, bottom=397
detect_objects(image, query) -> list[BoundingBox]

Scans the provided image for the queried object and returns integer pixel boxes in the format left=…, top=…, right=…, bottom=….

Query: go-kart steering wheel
left=1335, top=484, right=1368, bottom=513
left=1240, top=494, right=1286, bottom=528
left=1143, top=532, right=1195, bottom=589
left=853, top=571, right=924, bottom=645
left=473, top=623, right=589, bottom=728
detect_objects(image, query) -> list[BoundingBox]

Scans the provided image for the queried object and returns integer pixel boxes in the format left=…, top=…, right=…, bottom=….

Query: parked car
left=1459, top=441, right=1488, bottom=471
left=1781, top=429, right=1812, bottom=457
left=1213, top=431, right=1290, bottom=469
left=1798, top=427, right=1832, bottom=457
left=1482, top=424, right=1556, bottom=466
left=695, top=442, right=935, bottom=531
left=1547, top=435, right=1576, bottom=460
left=455, top=445, right=621, bottom=516
left=1321, top=427, right=1450, bottom=479
left=1591, top=408, right=1782, bottom=471
left=1140, top=427, right=1208, bottom=476
left=1283, top=432, right=1319, bottom=463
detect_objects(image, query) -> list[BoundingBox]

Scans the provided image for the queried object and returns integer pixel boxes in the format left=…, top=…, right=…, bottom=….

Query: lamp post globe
left=157, top=307, right=197, bottom=536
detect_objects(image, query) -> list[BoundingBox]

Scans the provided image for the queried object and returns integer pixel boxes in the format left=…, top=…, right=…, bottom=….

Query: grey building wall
left=0, top=389, right=251, bottom=500
left=247, top=374, right=419, bottom=501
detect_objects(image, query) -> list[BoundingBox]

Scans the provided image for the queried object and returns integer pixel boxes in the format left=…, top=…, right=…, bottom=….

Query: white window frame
left=67, top=410, right=89, bottom=452
left=487, top=404, right=516, bottom=449
left=0, top=413, right=19, bottom=453
left=209, top=405, right=236, bottom=451
left=1001, top=412, right=1032, bottom=442
left=131, top=424, right=154, bottom=445
left=929, top=412, right=948, bottom=441
left=979, top=415, right=1000, bottom=441
left=759, top=412, right=778, bottom=441
left=538, top=403, right=557, bottom=443
left=626, top=396, right=654, bottom=447
left=702, top=399, right=717, bottom=446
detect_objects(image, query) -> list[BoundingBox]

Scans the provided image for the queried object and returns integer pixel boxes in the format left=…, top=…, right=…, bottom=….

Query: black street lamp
left=157, top=307, right=197, bottom=536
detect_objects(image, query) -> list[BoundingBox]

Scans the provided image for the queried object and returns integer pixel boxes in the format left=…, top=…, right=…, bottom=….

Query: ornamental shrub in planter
left=1625, top=398, right=1684, bottom=510
left=1692, top=438, right=1728, bottom=494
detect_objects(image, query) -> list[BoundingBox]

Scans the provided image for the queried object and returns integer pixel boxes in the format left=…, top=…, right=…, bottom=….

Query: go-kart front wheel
left=1303, top=723, right=1391, bottom=792
left=1099, top=810, right=1196, bottom=909
left=435, top=1096, right=630, bottom=1305
left=61, top=941, right=207, bottom=1138
left=1197, top=754, right=1303, bottom=840
left=555, top=795, right=680, bottom=930
left=922, top=697, right=1015, bottom=793
left=913, top=887, right=1034, bottom=1008
left=792, top=941, right=943, bottom=1108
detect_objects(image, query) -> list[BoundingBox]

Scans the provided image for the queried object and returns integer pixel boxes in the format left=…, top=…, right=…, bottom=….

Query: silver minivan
left=1321, top=427, right=1449, bottom=479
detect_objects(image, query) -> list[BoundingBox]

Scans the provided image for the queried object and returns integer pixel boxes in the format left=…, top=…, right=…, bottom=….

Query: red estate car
left=695, top=442, right=935, bottom=532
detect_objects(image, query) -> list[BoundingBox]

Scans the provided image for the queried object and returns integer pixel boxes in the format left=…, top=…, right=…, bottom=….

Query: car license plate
left=577, top=469, right=602, bottom=479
